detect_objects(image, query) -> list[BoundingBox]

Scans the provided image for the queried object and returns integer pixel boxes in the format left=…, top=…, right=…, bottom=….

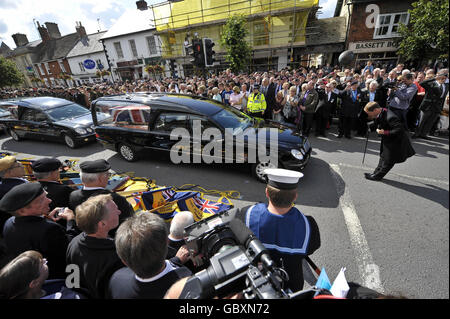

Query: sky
left=0, top=0, right=338, bottom=49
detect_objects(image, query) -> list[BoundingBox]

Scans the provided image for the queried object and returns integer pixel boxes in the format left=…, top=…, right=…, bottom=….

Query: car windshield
left=46, top=103, right=90, bottom=121
left=210, top=108, right=253, bottom=134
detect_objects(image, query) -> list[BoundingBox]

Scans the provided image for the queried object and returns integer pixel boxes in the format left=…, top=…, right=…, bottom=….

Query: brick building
left=335, top=0, right=415, bottom=70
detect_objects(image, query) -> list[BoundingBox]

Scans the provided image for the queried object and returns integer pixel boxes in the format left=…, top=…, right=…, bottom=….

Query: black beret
left=32, top=158, right=62, bottom=173
left=0, top=183, right=44, bottom=212
left=79, top=159, right=111, bottom=173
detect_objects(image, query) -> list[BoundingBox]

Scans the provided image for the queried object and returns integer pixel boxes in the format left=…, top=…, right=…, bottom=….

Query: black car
left=0, top=97, right=110, bottom=148
left=91, top=93, right=311, bottom=182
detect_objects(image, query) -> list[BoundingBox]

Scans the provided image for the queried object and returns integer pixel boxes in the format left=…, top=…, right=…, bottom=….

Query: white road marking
left=338, top=162, right=449, bottom=186
left=330, top=164, right=385, bottom=293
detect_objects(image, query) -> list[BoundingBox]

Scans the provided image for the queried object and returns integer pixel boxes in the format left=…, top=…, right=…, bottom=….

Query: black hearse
left=91, top=93, right=311, bottom=182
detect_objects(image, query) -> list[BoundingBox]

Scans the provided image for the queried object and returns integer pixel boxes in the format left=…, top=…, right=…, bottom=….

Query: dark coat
left=316, top=89, right=337, bottom=118
left=419, top=79, right=448, bottom=113
left=39, top=181, right=74, bottom=211
left=0, top=178, right=27, bottom=236
left=374, top=109, right=415, bottom=164
left=66, top=232, right=125, bottom=298
left=338, top=89, right=362, bottom=118
left=2, top=216, right=79, bottom=278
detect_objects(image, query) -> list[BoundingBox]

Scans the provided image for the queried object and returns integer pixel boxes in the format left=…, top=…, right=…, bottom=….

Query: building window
left=59, top=61, right=66, bottom=73
left=253, top=19, right=269, bottom=46
left=146, top=36, right=157, bottom=56
left=373, top=12, right=409, bottom=39
left=79, top=62, right=85, bottom=72
left=40, top=64, right=46, bottom=75
left=129, top=39, right=138, bottom=57
left=114, top=42, right=124, bottom=58
left=46, top=63, right=52, bottom=74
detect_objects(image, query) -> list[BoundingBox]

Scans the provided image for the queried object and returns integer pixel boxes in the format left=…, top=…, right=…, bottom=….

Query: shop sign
left=348, top=40, right=399, bottom=53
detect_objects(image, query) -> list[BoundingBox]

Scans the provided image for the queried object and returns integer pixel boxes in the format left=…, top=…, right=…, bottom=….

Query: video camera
left=179, top=210, right=314, bottom=299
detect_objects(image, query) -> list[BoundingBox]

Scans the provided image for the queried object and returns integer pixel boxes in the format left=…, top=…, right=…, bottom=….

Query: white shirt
left=134, top=260, right=175, bottom=283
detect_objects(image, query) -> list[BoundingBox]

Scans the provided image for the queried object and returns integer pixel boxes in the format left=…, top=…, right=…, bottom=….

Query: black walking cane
left=362, top=129, right=370, bottom=165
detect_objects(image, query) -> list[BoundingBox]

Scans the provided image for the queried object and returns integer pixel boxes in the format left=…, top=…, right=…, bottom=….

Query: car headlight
left=86, top=127, right=93, bottom=133
left=291, top=149, right=304, bottom=160
left=75, top=128, right=87, bottom=135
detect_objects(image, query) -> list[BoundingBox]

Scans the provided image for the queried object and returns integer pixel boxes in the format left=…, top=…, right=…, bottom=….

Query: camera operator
left=386, top=73, right=417, bottom=128
left=236, top=169, right=320, bottom=293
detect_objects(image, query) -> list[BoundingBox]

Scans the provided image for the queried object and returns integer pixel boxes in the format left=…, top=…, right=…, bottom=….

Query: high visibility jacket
left=247, top=93, right=267, bottom=113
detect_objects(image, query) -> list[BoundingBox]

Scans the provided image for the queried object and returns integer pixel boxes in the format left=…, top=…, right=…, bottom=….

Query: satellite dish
left=338, top=50, right=355, bottom=66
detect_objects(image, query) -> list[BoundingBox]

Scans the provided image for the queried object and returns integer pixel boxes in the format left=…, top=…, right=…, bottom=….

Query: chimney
left=12, top=33, right=29, bottom=47
left=45, top=22, right=62, bottom=39
left=136, top=0, right=148, bottom=10
left=36, top=21, right=51, bottom=42
left=75, top=21, right=87, bottom=38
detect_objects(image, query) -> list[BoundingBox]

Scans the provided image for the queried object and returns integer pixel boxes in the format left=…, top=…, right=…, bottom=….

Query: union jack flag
left=193, top=197, right=222, bottom=215
left=162, top=188, right=176, bottom=200
left=111, top=105, right=150, bottom=124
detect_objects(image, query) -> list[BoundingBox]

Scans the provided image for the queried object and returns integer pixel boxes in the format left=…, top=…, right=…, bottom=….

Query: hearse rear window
left=94, top=101, right=151, bottom=128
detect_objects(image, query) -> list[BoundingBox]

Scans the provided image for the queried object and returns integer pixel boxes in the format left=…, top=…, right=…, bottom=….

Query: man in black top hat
left=32, top=158, right=75, bottom=212
left=69, top=159, right=134, bottom=237
left=0, top=183, right=79, bottom=278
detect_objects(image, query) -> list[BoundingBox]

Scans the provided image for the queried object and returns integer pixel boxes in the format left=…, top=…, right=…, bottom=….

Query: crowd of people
left=1, top=62, right=449, bottom=139
left=0, top=61, right=448, bottom=300
left=0, top=155, right=391, bottom=299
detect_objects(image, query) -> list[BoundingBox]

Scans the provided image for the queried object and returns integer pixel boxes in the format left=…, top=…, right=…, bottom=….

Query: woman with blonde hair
left=229, top=86, right=244, bottom=110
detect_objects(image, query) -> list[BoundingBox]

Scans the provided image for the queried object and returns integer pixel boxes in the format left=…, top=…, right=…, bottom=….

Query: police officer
left=236, top=168, right=321, bottom=292
left=246, top=84, right=267, bottom=118
left=32, top=158, right=75, bottom=212
left=69, top=159, right=134, bottom=237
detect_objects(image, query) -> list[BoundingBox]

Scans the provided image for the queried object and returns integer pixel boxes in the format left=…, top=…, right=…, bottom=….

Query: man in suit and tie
left=357, top=80, right=384, bottom=136
left=337, top=80, right=362, bottom=139
left=315, top=82, right=337, bottom=137
left=413, top=70, right=449, bottom=140
left=261, top=77, right=275, bottom=120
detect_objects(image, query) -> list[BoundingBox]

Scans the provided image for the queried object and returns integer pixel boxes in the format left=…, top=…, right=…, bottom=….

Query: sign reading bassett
left=348, top=40, right=399, bottom=53
left=83, top=59, right=96, bottom=70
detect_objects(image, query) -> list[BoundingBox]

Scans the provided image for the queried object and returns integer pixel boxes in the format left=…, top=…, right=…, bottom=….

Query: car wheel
left=252, top=161, right=278, bottom=183
left=63, top=134, right=78, bottom=149
left=9, top=129, right=22, bottom=141
left=119, top=143, right=139, bottom=162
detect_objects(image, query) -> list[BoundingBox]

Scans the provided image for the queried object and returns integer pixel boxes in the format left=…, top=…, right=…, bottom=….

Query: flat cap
left=0, top=156, right=16, bottom=172
left=79, top=159, right=111, bottom=173
left=264, top=168, right=303, bottom=190
left=0, top=183, right=44, bottom=212
left=32, top=158, right=62, bottom=173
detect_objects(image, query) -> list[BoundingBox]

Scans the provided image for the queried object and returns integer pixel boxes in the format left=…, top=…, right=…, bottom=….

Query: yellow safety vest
left=247, top=93, right=267, bottom=113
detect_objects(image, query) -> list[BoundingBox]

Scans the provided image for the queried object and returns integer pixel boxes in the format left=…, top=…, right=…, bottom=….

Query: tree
left=0, top=56, right=24, bottom=88
left=397, top=0, right=449, bottom=65
left=220, top=14, right=252, bottom=73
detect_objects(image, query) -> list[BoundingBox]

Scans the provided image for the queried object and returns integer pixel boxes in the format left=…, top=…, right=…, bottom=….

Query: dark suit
left=337, top=89, right=361, bottom=137
left=265, top=83, right=276, bottom=120
left=315, top=89, right=337, bottom=136
left=358, top=89, right=384, bottom=136
left=69, top=188, right=134, bottom=237
left=300, top=89, right=319, bottom=136
left=370, top=108, right=415, bottom=178
left=415, top=79, right=448, bottom=137
left=3, top=216, right=79, bottom=278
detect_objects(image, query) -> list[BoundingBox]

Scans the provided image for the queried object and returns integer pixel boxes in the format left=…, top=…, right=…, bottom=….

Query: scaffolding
left=144, top=0, right=319, bottom=66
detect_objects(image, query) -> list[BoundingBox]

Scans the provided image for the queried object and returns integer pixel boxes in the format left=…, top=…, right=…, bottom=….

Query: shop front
left=348, top=39, right=400, bottom=71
